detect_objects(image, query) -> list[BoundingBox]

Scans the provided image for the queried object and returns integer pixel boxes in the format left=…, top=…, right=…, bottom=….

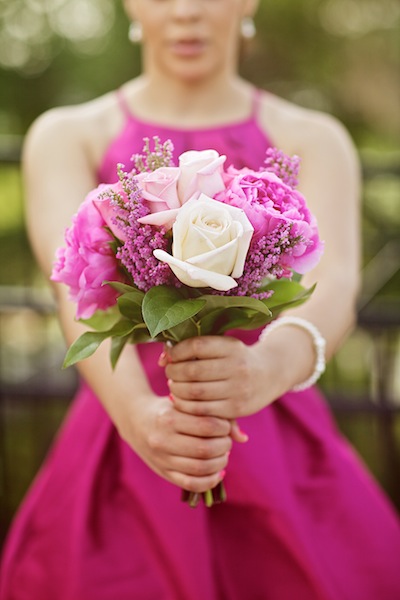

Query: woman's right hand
left=117, top=394, right=232, bottom=493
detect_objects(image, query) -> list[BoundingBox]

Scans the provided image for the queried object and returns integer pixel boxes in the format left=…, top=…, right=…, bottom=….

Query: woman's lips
left=170, top=40, right=206, bottom=57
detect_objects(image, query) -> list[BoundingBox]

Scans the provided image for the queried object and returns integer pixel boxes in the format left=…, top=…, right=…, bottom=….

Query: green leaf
left=129, top=323, right=153, bottom=344
left=214, top=309, right=273, bottom=334
left=197, top=308, right=226, bottom=335
left=62, top=319, right=135, bottom=368
left=167, top=318, right=200, bottom=341
left=142, top=286, right=206, bottom=338
left=198, top=294, right=272, bottom=319
left=104, top=281, right=145, bottom=296
left=264, top=282, right=316, bottom=315
left=80, top=306, right=120, bottom=331
left=259, top=279, right=310, bottom=307
left=110, top=335, right=130, bottom=369
left=117, top=292, right=144, bottom=321
left=63, top=330, right=111, bottom=368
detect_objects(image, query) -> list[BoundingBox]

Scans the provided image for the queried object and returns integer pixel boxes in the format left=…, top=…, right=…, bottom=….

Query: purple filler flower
left=109, top=173, right=181, bottom=292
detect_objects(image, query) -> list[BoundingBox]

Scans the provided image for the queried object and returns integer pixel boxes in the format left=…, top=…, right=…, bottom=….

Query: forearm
left=257, top=268, right=360, bottom=396
left=55, top=286, right=154, bottom=440
left=56, top=289, right=232, bottom=493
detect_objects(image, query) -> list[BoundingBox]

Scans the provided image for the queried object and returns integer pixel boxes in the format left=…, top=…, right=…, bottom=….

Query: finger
left=172, top=397, right=236, bottom=420
left=166, top=357, right=230, bottom=383
left=167, top=336, right=237, bottom=363
left=172, top=411, right=231, bottom=438
left=168, top=452, right=229, bottom=478
left=168, top=379, right=229, bottom=402
left=165, top=468, right=226, bottom=494
left=168, top=432, right=232, bottom=460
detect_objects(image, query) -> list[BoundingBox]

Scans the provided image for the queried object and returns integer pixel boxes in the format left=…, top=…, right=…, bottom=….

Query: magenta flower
left=51, top=185, right=124, bottom=319
left=93, top=180, right=130, bottom=242
left=216, top=167, right=323, bottom=274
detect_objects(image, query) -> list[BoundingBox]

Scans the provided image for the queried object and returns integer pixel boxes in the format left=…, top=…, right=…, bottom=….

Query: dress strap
left=116, top=88, right=133, bottom=121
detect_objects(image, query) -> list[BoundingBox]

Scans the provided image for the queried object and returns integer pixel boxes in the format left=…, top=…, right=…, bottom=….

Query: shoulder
left=23, top=90, right=125, bottom=173
left=258, top=91, right=359, bottom=170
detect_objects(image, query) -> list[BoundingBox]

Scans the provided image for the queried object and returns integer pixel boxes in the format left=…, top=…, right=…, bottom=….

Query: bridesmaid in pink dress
left=1, top=1, right=400, bottom=599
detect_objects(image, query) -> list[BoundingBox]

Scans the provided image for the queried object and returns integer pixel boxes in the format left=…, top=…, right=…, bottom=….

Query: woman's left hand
left=162, top=336, right=279, bottom=421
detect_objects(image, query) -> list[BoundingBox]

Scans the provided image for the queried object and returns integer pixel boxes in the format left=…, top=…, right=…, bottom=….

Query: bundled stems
left=181, top=482, right=226, bottom=508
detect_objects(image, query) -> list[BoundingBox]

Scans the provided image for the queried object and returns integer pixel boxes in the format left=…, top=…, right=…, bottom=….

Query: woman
left=1, top=1, right=399, bottom=599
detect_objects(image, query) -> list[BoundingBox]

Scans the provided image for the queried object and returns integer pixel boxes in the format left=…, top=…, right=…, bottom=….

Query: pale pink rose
left=51, top=186, right=123, bottom=319
left=217, top=167, right=324, bottom=274
left=136, top=166, right=181, bottom=212
left=139, top=150, right=227, bottom=229
left=136, top=170, right=180, bottom=227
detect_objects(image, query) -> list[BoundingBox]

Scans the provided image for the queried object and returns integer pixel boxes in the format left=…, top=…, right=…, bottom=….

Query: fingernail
left=167, top=378, right=173, bottom=389
left=168, top=393, right=175, bottom=403
left=158, top=351, right=167, bottom=365
left=219, top=470, right=226, bottom=480
left=165, top=342, right=173, bottom=360
left=239, top=428, right=249, bottom=442
left=226, top=450, right=231, bottom=458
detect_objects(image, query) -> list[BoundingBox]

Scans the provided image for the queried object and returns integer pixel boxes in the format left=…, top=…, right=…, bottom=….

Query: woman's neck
left=123, top=74, right=254, bottom=128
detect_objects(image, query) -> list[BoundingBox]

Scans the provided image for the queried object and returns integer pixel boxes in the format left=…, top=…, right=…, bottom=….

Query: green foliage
left=62, top=279, right=314, bottom=369
left=142, top=286, right=206, bottom=339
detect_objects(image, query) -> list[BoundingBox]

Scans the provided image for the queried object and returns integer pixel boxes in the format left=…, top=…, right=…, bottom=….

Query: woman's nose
left=171, top=0, right=202, bottom=21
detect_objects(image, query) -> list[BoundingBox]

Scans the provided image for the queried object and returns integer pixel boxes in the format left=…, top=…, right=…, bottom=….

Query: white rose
left=153, top=193, right=254, bottom=290
left=177, top=149, right=226, bottom=203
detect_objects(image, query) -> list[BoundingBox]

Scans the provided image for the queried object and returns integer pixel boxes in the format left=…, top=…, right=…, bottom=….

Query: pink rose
left=51, top=186, right=123, bottom=319
left=136, top=166, right=181, bottom=212
left=217, top=167, right=323, bottom=274
left=138, top=150, right=227, bottom=229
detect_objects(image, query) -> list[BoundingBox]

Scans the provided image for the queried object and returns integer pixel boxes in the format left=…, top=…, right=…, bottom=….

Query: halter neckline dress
left=1, top=89, right=400, bottom=600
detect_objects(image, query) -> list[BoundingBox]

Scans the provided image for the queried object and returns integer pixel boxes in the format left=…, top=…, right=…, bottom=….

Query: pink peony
left=51, top=185, right=123, bottom=319
left=216, top=167, right=324, bottom=274
left=93, top=180, right=129, bottom=242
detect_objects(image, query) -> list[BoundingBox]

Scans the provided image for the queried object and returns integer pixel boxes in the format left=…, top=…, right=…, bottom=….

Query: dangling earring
left=128, top=21, right=143, bottom=44
left=240, top=16, right=256, bottom=40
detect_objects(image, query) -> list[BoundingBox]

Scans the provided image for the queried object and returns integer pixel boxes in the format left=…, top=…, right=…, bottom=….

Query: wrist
left=258, top=317, right=326, bottom=393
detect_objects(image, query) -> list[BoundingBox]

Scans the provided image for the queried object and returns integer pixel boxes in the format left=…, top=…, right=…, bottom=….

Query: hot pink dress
left=1, top=91, right=400, bottom=600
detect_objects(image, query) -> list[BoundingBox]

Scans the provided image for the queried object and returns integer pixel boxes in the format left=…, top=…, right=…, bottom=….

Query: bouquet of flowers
left=52, top=137, right=323, bottom=506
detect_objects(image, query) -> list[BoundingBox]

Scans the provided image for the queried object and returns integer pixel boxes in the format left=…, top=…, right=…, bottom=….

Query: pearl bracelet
left=258, top=316, right=326, bottom=392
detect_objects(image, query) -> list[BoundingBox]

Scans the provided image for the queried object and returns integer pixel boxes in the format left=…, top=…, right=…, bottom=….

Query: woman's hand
left=117, top=392, right=232, bottom=494
left=163, top=336, right=280, bottom=421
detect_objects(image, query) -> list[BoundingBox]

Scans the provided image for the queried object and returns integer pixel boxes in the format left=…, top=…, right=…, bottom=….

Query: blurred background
left=0, top=0, right=399, bottom=543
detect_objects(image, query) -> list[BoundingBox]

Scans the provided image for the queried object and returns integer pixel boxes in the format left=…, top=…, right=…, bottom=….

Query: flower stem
left=204, top=489, right=214, bottom=507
